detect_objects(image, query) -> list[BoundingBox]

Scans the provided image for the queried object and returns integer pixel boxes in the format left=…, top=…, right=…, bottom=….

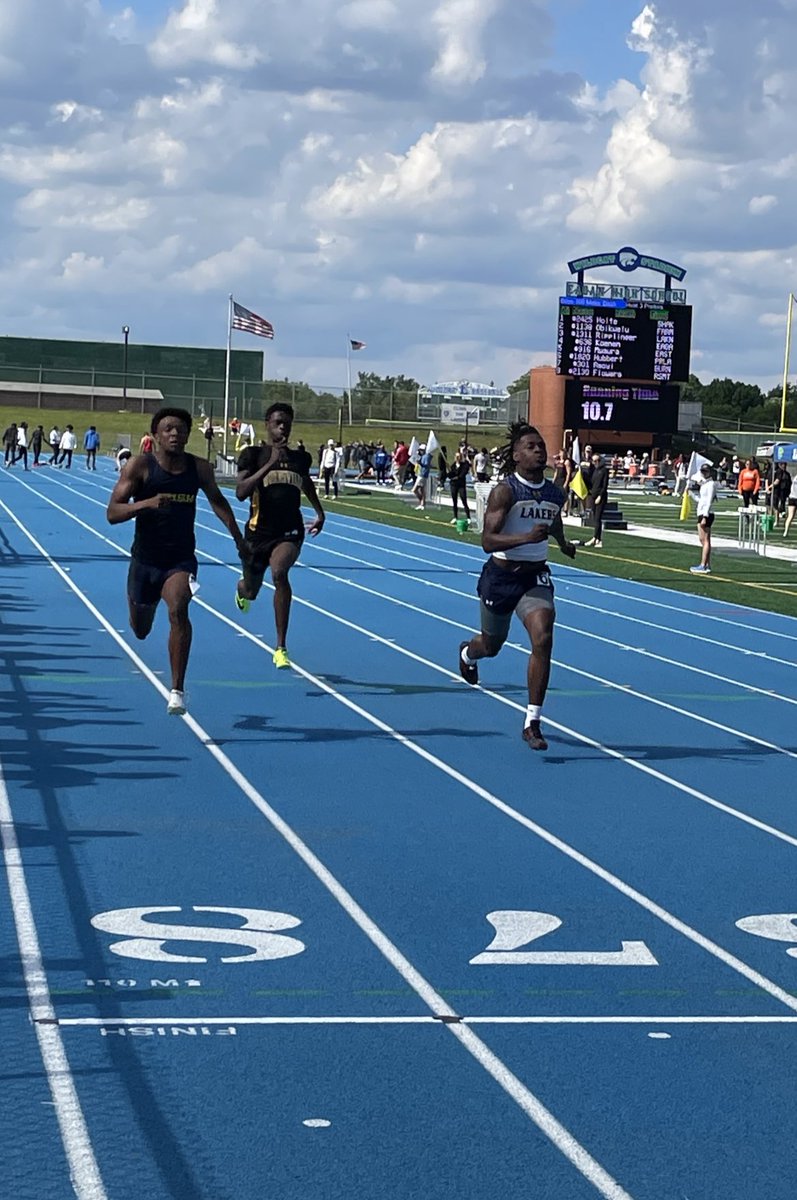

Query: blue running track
left=2, top=460, right=797, bottom=1199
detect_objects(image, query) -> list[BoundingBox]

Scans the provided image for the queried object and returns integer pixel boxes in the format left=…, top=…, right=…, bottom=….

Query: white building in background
left=417, top=380, right=513, bottom=426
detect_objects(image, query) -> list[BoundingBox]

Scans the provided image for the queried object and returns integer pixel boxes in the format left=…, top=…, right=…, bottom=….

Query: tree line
left=261, top=370, right=797, bottom=430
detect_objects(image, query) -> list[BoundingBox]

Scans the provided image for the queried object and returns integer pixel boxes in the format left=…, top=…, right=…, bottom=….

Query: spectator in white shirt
left=320, top=439, right=342, bottom=498
left=57, top=425, right=77, bottom=469
left=689, top=463, right=719, bottom=574
left=15, top=422, right=29, bottom=470
left=473, top=447, right=490, bottom=482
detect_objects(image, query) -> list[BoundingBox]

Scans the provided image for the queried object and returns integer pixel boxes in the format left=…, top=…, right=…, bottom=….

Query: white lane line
left=191, top=597, right=797, bottom=1017
left=313, top=526, right=797, bottom=672
left=326, top=509, right=797, bottom=637
left=49, top=467, right=797, bottom=668
left=293, top=555, right=797, bottom=765
left=41, top=466, right=797, bottom=636
left=56, top=1014, right=797, bottom=1026
left=291, top=531, right=797, bottom=706
left=284, top=525, right=797, bottom=700
left=0, top=761, right=107, bottom=1199
left=12, top=470, right=797, bottom=848
left=0, top=499, right=636, bottom=1200
left=13, top=473, right=797, bottom=848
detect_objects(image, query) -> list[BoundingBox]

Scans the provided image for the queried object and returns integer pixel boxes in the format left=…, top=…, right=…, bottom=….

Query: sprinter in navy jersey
left=106, top=406, right=244, bottom=716
left=458, top=423, right=576, bottom=751
left=234, top=402, right=325, bottom=670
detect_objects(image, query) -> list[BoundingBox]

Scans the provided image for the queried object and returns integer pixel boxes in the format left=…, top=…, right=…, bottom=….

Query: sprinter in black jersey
left=107, top=406, right=244, bottom=716
left=235, top=402, right=325, bottom=669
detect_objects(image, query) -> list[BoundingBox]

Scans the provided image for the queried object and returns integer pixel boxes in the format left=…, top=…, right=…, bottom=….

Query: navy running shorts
left=127, top=556, right=198, bottom=607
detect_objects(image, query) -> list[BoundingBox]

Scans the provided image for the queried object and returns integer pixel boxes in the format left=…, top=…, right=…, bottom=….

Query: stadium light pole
left=122, top=325, right=130, bottom=408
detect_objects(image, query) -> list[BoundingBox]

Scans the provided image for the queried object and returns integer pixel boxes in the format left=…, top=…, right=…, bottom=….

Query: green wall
left=0, top=336, right=264, bottom=414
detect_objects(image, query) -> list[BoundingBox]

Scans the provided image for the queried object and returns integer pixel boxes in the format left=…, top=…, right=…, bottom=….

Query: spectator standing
left=392, top=440, right=409, bottom=489
left=15, top=422, right=29, bottom=470
left=83, top=425, right=101, bottom=470
left=584, top=453, right=609, bottom=548
left=437, top=444, right=449, bottom=492
left=738, top=459, right=760, bottom=507
left=320, top=439, right=341, bottom=498
left=413, top=444, right=432, bottom=510
left=689, top=463, right=719, bottom=574
left=139, top=431, right=154, bottom=454
left=3, top=422, right=18, bottom=467
left=731, top=455, right=741, bottom=486
left=373, top=442, right=390, bottom=485
left=57, top=425, right=77, bottom=468
left=473, top=446, right=491, bottom=483
left=448, top=449, right=472, bottom=523
left=770, top=464, right=792, bottom=524
left=783, top=473, right=797, bottom=538
left=30, top=424, right=45, bottom=466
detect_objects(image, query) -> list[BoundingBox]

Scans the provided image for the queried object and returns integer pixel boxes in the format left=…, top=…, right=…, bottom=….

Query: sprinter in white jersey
left=458, top=423, right=576, bottom=751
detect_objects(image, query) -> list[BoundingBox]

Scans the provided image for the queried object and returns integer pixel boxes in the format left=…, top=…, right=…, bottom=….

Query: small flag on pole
left=426, top=431, right=440, bottom=455
left=570, top=468, right=588, bottom=500
left=350, top=339, right=366, bottom=351
left=231, top=300, right=274, bottom=340
left=679, top=490, right=693, bottom=521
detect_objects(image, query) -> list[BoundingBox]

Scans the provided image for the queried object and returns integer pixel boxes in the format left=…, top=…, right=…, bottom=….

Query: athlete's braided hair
left=493, top=420, right=543, bottom=478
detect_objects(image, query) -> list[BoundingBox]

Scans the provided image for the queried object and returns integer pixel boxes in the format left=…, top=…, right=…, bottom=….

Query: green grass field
left=0, top=402, right=432, bottom=463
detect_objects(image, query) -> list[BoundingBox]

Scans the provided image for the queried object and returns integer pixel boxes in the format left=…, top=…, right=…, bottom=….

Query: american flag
left=231, top=300, right=274, bottom=340
left=350, top=339, right=366, bottom=351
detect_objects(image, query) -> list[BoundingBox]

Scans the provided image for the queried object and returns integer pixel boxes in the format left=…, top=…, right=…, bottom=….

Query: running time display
left=556, top=302, right=692, bottom=382
left=564, top=381, right=680, bottom=434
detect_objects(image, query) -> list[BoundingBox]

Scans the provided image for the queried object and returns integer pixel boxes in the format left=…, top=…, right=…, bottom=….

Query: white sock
left=461, top=645, right=477, bottom=666
left=525, top=704, right=542, bottom=727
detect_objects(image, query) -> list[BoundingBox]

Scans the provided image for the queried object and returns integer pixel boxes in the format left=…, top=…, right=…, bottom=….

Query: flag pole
left=781, top=292, right=794, bottom=433
left=223, top=294, right=233, bottom=460
left=346, top=335, right=353, bottom=426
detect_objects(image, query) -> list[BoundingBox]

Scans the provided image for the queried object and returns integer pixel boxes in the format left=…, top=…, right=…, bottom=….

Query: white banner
left=441, top=404, right=480, bottom=426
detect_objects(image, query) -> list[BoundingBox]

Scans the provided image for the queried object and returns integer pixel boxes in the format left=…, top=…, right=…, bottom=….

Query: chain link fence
left=0, top=363, right=530, bottom=429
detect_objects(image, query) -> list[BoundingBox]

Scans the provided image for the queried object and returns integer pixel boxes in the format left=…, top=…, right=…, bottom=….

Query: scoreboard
left=564, top=380, right=679, bottom=435
left=556, top=301, right=692, bottom=383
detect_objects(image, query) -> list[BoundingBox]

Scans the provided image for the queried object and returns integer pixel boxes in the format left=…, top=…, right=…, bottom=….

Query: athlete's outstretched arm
left=301, top=475, right=325, bottom=537
left=197, top=460, right=244, bottom=551
left=106, top=457, right=164, bottom=524
left=548, top=511, right=577, bottom=558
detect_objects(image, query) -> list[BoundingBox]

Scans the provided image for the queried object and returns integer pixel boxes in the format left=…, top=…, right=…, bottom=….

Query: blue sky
left=1, top=0, right=796, bottom=392
left=550, top=0, right=643, bottom=85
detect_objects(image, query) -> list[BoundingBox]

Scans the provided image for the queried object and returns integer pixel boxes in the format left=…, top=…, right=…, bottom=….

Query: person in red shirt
left=738, top=459, right=761, bottom=507
left=392, top=440, right=410, bottom=489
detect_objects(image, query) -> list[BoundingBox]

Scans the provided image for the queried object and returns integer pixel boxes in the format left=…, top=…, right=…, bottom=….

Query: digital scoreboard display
left=556, top=301, right=692, bottom=382
left=564, top=380, right=679, bottom=434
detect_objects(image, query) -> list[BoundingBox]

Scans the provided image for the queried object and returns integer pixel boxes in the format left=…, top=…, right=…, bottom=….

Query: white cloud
left=0, top=0, right=795, bottom=391
left=749, top=194, right=777, bottom=215
left=149, top=0, right=264, bottom=70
